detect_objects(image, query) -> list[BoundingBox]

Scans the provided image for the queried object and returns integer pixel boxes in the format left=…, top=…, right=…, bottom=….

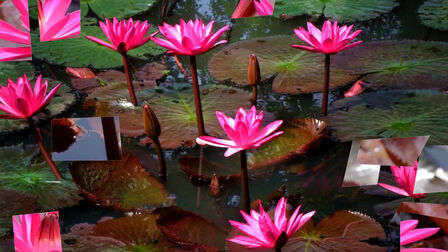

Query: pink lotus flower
left=254, top=0, right=274, bottom=16
left=0, top=74, right=62, bottom=119
left=378, top=161, right=426, bottom=199
left=196, top=106, right=283, bottom=157
left=232, top=0, right=274, bottom=18
left=228, top=197, right=315, bottom=249
left=152, top=19, right=230, bottom=56
left=400, top=219, right=448, bottom=251
left=0, top=0, right=31, bottom=61
left=13, top=212, right=62, bottom=252
left=344, top=80, right=366, bottom=97
left=37, top=0, right=81, bottom=42
left=86, top=18, right=157, bottom=53
left=292, top=20, right=363, bottom=55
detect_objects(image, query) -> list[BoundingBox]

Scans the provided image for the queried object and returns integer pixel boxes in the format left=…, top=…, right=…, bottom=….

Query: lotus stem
left=322, top=54, right=330, bottom=116
left=276, top=248, right=282, bottom=252
left=27, top=117, right=63, bottom=179
left=174, top=55, right=189, bottom=76
left=160, top=0, right=169, bottom=25
left=153, top=138, right=167, bottom=179
left=252, top=85, right=257, bottom=107
left=414, top=197, right=420, bottom=203
left=121, top=52, right=138, bottom=106
left=101, top=117, right=121, bottom=160
left=189, top=55, right=206, bottom=136
left=240, top=149, right=250, bottom=213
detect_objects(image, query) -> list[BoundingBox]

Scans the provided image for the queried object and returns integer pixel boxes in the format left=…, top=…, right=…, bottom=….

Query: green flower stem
left=121, top=52, right=138, bottom=106
left=189, top=55, right=206, bottom=136
left=322, top=54, right=330, bottom=116
left=240, top=149, right=250, bottom=213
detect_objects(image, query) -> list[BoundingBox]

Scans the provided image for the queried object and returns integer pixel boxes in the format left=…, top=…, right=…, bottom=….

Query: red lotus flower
left=0, top=74, right=61, bottom=119
left=228, top=197, right=315, bottom=250
left=152, top=19, right=230, bottom=56
left=0, top=0, right=31, bottom=61
left=292, top=20, right=363, bottom=55
left=400, top=219, right=448, bottom=251
left=86, top=18, right=157, bottom=53
left=196, top=106, right=283, bottom=157
left=13, top=212, right=62, bottom=252
left=37, top=0, right=80, bottom=41
left=378, top=161, right=426, bottom=199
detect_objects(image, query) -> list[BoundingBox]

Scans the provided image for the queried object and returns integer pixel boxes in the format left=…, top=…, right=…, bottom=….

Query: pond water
left=1, top=0, right=448, bottom=251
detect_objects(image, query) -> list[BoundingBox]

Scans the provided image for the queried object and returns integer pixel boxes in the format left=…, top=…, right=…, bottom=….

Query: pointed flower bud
left=248, top=54, right=260, bottom=86
left=143, top=104, right=161, bottom=140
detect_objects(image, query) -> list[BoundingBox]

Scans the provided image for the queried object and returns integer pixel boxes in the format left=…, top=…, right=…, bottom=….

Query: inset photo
left=231, top=0, right=275, bottom=19
left=36, top=0, right=81, bottom=41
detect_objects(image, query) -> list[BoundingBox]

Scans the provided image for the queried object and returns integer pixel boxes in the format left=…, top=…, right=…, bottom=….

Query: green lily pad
left=69, top=152, right=175, bottom=212
left=84, top=85, right=252, bottom=149
left=248, top=118, right=328, bottom=169
left=32, top=25, right=165, bottom=68
left=0, top=145, right=82, bottom=210
left=0, top=80, right=76, bottom=135
left=418, top=0, right=448, bottom=31
left=335, top=40, right=448, bottom=90
left=81, top=0, right=156, bottom=19
left=274, top=0, right=398, bottom=22
left=155, top=207, right=229, bottom=251
left=208, top=36, right=357, bottom=94
left=328, top=90, right=448, bottom=145
left=282, top=210, right=386, bottom=252
left=0, top=61, right=34, bottom=83
left=0, top=189, right=39, bottom=237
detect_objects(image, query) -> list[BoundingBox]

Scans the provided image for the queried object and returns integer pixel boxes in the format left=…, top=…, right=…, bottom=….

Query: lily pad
left=0, top=189, right=39, bottom=237
left=155, top=207, right=229, bottom=251
left=81, top=0, right=156, bottom=19
left=84, top=85, right=252, bottom=149
left=178, top=156, right=241, bottom=184
left=274, top=0, right=398, bottom=22
left=335, top=40, right=448, bottom=90
left=282, top=210, right=387, bottom=252
left=418, top=0, right=448, bottom=31
left=32, top=25, right=165, bottom=68
left=208, top=36, right=356, bottom=94
left=0, top=61, right=34, bottom=83
left=0, top=80, right=76, bottom=135
left=248, top=118, right=328, bottom=168
left=0, top=145, right=82, bottom=210
left=69, top=152, right=175, bottom=212
left=328, top=90, right=448, bottom=145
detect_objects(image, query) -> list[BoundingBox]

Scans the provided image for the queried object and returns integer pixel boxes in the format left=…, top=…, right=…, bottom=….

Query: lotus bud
left=209, top=174, right=221, bottom=197
left=143, top=104, right=161, bottom=140
left=247, top=54, right=260, bottom=86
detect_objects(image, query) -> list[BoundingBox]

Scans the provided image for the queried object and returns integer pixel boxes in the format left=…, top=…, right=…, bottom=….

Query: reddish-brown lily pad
left=248, top=118, right=328, bottom=169
left=155, top=207, right=229, bottom=251
left=282, top=210, right=387, bottom=252
left=69, top=152, right=175, bottom=212
left=208, top=36, right=357, bottom=94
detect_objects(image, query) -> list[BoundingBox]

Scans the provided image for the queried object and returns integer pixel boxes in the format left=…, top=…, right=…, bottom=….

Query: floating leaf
left=0, top=145, right=82, bottom=210
left=81, top=0, right=156, bottom=19
left=32, top=26, right=165, bottom=68
left=155, top=207, right=229, bottom=251
left=0, top=80, right=76, bottom=135
left=0, top=189, right=39, bottom=237
left=334, top=40, right=448, bottom=90
left=178, top=156, right=240, bottom=183
left=85, top=85, right=252, bottom=148
left=248, top=118, right=327, bottom=168
left=282, top=210, right=387, bottom=252
left=208, top=36, right=356, bottom=94
left=0, top=61, right=34, bottom=83
left=418, top=0, right=448, bottom=31
left=328, top=90, right=448, bottom=145
left=274, top=0, right=398, bottom=22
left=70, top=152, right=175, bottom=211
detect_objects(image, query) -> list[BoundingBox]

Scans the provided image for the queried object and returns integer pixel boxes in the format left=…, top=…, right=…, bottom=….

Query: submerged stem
left=153, top=138, right=167, bottom=179
left=27, top=117, right=63, bottom=179
left=189, top=56, right=206, bottom=136
left=121, top=52, right=138, bottom=106
left=252, top=85, right=257, bottom=107
left=322, top=54, right=330, bottom=116
left=240, top=150, right=250, bottom=213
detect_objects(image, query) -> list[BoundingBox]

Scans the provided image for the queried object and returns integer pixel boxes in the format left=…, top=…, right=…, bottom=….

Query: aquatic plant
left=0, top=0, right=31, bottom=61
left=86, top=18, right=157, bottom=105
left=228, top=197, right=315, bottom=251
left=143, top=104, right=167, bottom=179
left=378, top=161, right=426, bottom=200
left=37, top=0, right=80, bottom=41
left=152, top=18, right=230, bottom=136
left=0, top=74, right=62, bottom=178
left=248, top=54, right=260, bottom=106
left=196, top=106, right=283, bottom=212
left=292, top=20, right=362, bottom=115
left=13, top=212, right=62, bottom=252
left=400, top=219, right=448, bottom=251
